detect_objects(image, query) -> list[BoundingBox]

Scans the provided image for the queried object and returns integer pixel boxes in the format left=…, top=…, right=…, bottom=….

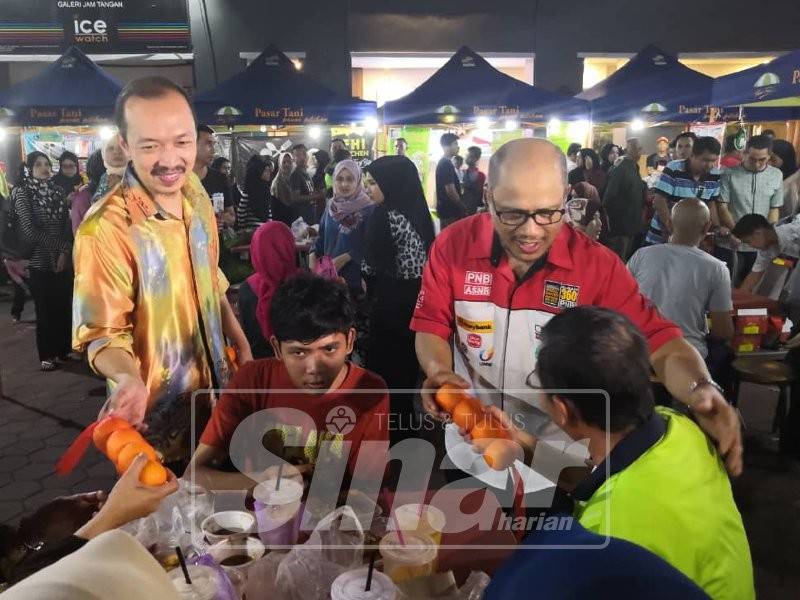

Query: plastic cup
left=169, top=564, right=219, bottom=600
left=253, top=478, right=304, bottom=547
left=331, top=566, right=396, bottom=600
left=379, top=532, right=438, bottom=584
left=393, top=504, right=446, bottom=546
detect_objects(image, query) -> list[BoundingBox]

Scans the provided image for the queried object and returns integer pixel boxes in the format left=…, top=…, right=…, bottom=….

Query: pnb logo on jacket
left=464, top=271, right=493, bottom=296
left=543, top=280, right=580, bottom=309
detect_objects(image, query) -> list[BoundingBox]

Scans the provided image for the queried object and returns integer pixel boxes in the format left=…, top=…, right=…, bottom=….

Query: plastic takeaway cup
left=392, top=504, right=446, bottom=546
left=378, top=532, right=438, bottom=584
left=169, top=564, right=219, bottom=600
left=331, top=566, right=397, bottom=600
left=253, top=478, right=304, bottom=547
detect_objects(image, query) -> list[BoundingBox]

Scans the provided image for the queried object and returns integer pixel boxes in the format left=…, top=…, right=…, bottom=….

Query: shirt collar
left=121, top=166, right=203, bottom=225
left=572, top=411, right=667, bottom=502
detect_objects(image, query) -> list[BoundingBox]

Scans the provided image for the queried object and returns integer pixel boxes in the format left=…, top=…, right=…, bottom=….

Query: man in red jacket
left=412, top=138, right=742, bottom=476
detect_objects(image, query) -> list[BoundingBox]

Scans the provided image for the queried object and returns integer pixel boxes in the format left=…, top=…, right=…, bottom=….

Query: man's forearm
left=187, top=462, right=258, bottom=491
left=93, top=347, right=139, bottom=384
left=415, top=332, right=453, bottom=377
left=650, top=337, right=710, bottom=406
left=653, top=194, right=671, bottom=233
left=717, top=203, right=736, bottom=229
left=220, top=294, right=248, bottom=348
left=739, top=271, right=763, bottom=293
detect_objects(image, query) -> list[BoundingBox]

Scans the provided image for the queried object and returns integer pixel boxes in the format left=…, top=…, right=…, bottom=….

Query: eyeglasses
left=492, top=206, right=566, bottom=228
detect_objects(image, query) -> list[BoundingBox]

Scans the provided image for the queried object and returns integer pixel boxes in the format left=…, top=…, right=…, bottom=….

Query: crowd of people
left=2, top=72, right=799, bottom=598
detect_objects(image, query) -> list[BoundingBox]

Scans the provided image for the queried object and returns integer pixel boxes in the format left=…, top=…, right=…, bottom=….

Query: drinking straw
left=275, top=463, right=284, bottom=491
left=365, top=551, right=376, bottom=591
left=175, top=546, right=192, bottom=585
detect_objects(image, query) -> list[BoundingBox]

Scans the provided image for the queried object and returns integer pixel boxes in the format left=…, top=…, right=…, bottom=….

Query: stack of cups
left=253, top=477, right=305, bottom=548
left=169, top=565, right=220, bottom=600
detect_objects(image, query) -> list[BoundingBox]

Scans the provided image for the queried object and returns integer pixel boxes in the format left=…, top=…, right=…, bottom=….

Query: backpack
left=0, top=187, right=34, bottom=259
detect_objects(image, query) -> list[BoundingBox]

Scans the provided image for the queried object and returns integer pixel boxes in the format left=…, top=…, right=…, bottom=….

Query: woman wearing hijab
left=311, top=159, right=374, bottom=294
left=771, top=139, right=800, bottom=218
left=51, top=151, right=85, bottom=201
left=69, top=149, right=105, bottom=234
left=568, top=148, right=607, bottom=196
left=599, top=143, right=621, bottom=175
left=362, top=156, right=435, bottom=437
left=237, top=222, right=299, bottom=358
left=93, top=136, right=128, bottom=202
left=235, top=155, right=272, bottom=230
left=14, top=152, right=73, bottom=371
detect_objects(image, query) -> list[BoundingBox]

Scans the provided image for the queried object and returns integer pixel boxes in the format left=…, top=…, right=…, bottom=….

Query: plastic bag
left=314, top=254, right=339, bottom=280
left=243, top=550, right=287, bottom=599
left=291, top=217, right=310, bottom=242
left=190, top=553, right=238, bottom=600
left=274, top=505, right=365, bottom=600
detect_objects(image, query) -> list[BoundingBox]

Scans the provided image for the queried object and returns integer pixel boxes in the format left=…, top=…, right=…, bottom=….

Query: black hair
left=270, top=273, right=355, bottom=343
left=675, top=131, right=696, bottom=144
left=292, top=143, right=308, bottom=152
left=244, top=155, right=269, bottom=198
left=86, top=149, right=106, bottom=195
left=771, top=139, right=798, bottom=180
left=114, top=76, right=194, bottom=140
left=567, top=143, right=582, bottom=157
left=692, top=136, right=721, bottom=156
left=762, top=129, right=776, bottom=137
left=467, top=146, right=482, bottom=160
left=746, top=134, right=772, bottom=152
left=537, top=306, right=654, bottom=432
left=58, top=151, right=79, bottom=166
left=197, top=124, right=214, bottom=136
left=732, top=213, right=772, bottom=239
left=579, top=148, right=601, bottom=170
left=599, top=143, right=619, bottom=166
left=333, top=148, right=351, bottom=162
left=26, top=151, right=51, bottom=172
left=331, top=138, right=345, bottom=146
left=313, top=149, right=331, bottom=170
left=211, top=156, right=230, bottom=171
left=395, top=137, right=408, bottom=145
left=452, top=155, right=464, bottom=166
left=440, top=132, right=459, bottom=147
left=723, top=134, right=738, bottom=153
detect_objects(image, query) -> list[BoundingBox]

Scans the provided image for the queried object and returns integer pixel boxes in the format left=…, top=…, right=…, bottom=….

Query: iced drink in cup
left=393, top=504, right=446, bottom=546
left=379, top=532, right=438, bottom=584
left=331, top=566, right=397, bottom=600
left=169, top=564, right=219, bottom=600
left=253, top=478, right=304, bottom=547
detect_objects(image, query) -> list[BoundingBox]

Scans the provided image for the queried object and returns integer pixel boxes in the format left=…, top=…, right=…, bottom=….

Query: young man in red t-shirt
left=186, top=274, right=389, bottom=492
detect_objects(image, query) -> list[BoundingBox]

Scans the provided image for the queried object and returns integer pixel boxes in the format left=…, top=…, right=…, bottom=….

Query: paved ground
left=0, top=285, right=799, bottom=597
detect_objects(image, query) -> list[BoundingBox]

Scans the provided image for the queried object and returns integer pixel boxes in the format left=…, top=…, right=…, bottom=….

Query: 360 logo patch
left=543, top=280, right=580, bottom=309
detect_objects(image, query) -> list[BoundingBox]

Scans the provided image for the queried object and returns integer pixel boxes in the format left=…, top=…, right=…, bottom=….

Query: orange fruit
left=451, top=398, right=483, bottom=432
left=139, top=460, right=168, bottom=486
left=116, top=442, right=157, bottom=474
left=471, top=417, right=510, bottom=442
left=435, top=384, right=466, bottom=413
left=93, top=416, right=133, bottom=453
left=483, top=439, right=522, bottom=470
left=105, top=428, right=145, bottom=463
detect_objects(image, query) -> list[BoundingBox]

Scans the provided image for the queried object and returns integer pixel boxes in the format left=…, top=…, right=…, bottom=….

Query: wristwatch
left=688, top=377, right=724, bottom=398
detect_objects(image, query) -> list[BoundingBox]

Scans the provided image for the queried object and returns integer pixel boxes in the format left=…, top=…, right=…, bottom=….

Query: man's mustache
left=151, top=165, right=186, bottom=176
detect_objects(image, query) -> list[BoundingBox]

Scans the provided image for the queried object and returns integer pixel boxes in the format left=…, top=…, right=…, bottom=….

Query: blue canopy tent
left=0, top=46, right=122, bottom=126
left=578, top=45, right=713, bottom=123
left=382, top=47, right=589, bottom=125
left=710, top=50, right=800, bottom=120
left=194, top=45, right=376, bottom=126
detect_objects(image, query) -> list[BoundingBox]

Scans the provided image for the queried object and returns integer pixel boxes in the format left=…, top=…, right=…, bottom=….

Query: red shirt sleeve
left=410, top=234, right=455, bottom=339
left=199, top=361, right=264, bottom=450
left=596, top=253, right=683, bottom=353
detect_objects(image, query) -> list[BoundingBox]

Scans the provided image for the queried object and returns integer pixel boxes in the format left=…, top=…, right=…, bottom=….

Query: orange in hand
left=116, top=442, right=157, bottom=474
left=483, top=439, right=521, bottom=470
left=435, top=384, right=467, bottom=413
left=451, top=398, right=484, bottom=432
left=470, top=417, right=511, bottom=451
left=105, top=428, right=145, bottom=463
left=139, top=460, right=168, bottom=486
left=93, top=416, right=133, bottom=454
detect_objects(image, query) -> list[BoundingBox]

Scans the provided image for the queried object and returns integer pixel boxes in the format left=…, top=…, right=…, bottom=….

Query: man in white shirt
left=628, top=198, right=734, bottom=372
left=734, top=213, right=800, bottom=294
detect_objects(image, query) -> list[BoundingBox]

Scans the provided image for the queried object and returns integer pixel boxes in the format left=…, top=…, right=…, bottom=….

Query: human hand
left=689, top=385, right=743, bottom=477
left=332, top=254, right=351, bottom=272
left=75, top=454, right=178, bottom=539
left=18, top=491, right=106, bottom=545
left=100, top=373, right=149, bottom=428
left=420, top=371, right=470, bottom=421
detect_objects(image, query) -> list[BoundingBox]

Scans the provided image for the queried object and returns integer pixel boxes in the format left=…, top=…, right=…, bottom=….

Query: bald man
left=628, top=199, right=734, bottom=361
left=412, top=139, right=743, bottom=477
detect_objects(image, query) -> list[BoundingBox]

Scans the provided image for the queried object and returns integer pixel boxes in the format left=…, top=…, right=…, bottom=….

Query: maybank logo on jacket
left=453, top=300, right=555, bottom=393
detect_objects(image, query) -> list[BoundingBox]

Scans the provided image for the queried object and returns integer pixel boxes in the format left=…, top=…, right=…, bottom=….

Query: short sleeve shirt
left=752, top=217, right=800, bottom=273
left=435, top=157, right=462, bottom=219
